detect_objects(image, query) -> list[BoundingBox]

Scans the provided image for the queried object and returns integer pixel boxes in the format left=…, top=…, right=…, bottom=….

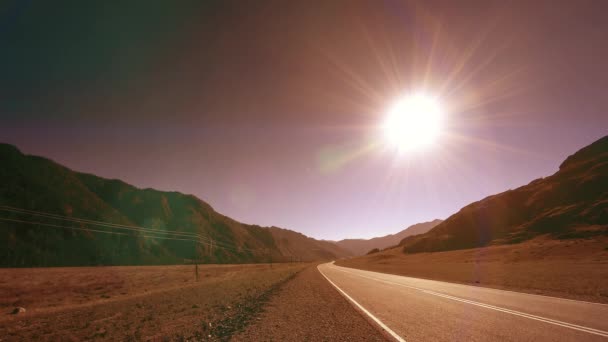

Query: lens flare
left=383, top=94, right=443, bottom=152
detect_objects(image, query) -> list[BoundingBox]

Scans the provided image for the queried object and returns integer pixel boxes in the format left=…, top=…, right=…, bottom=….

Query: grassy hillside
left=0, top=143, right=350, bottom=266
left=399, top=135, right=608, bottom=253
left=334, top=219, right=442, bottom=255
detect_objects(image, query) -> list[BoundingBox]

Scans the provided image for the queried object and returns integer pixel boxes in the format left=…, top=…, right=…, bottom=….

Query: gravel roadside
left=232, top=264, right=387, bottom=341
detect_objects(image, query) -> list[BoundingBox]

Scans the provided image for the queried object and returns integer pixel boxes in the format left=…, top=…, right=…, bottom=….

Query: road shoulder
left=231, top=264, right=386, bottom=341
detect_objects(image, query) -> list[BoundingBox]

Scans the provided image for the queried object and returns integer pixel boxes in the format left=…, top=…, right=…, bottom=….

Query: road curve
left=318, top=262, right=608, bottom=341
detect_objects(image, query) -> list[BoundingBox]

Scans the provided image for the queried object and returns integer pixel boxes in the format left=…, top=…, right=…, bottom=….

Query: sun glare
left=383, top=94, right=443, bottom=152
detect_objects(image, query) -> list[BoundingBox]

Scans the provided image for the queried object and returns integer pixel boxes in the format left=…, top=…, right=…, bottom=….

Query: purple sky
left=1, top=1, right=607, bottom=240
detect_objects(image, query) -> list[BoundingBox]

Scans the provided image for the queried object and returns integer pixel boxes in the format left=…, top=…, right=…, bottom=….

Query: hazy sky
left=1, top=0, right=607, bottom=240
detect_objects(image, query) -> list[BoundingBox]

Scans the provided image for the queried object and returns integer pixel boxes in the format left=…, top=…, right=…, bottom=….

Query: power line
left=0, top=205, right=268, bottom=254
left=1, top=217, right=130, bottom=238
left=0, top=206, right=199, bottom=238
left=1, top=215, right=249, bottom=253
left=0, top=216, right=232, bottom=246
left=0, top=205, right=261, bottom=252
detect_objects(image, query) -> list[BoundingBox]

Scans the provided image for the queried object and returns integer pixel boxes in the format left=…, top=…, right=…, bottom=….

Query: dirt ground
left=0, top=263, right=306, bottom=341
left=336, top=236, right=608, bottom=303
left=232, top=265, right=386, bottom=342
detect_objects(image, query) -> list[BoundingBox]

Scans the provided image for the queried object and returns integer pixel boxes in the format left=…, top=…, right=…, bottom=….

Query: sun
left=383, top=93, right=444, bottom=152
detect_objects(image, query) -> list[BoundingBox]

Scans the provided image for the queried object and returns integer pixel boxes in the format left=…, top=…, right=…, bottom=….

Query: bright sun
left=383, top=94, right=443, bottom=152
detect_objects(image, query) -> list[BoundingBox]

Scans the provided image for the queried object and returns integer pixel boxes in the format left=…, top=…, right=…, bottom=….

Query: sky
left=1, top=0, right=607, bottom=240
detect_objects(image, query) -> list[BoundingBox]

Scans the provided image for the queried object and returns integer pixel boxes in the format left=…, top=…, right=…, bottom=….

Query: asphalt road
left=318, top=262, right=608, bottom=341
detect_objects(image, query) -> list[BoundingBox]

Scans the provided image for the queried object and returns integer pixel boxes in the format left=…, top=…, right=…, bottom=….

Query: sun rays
left=309, top=2, right=536, bottom=195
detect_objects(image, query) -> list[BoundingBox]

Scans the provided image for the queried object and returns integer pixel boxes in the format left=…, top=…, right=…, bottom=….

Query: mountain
left=333, top=219, right=443, bottom=256
left=399, top=135, right=608, bottom=253
left=0, top=143, right=351, bottom=267
left=269, top=227, right=353, bottom=261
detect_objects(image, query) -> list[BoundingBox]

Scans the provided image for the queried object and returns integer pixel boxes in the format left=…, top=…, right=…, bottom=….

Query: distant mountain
left=399, top=135, right=608, bottom=253
left=269, top=227, right=353, bottom=261
left=333, top=219, right=443, bottom=256
left=0, top=143, right=351, bottom=267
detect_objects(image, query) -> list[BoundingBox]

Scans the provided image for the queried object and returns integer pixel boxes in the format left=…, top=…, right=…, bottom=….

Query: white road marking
left=317, top=264, right=406, bottom=342
left=331, top=265, right=608, bottom=338
left=336, top=263, right=608, bottom=306
left=422, top=290, right=608, bottom=338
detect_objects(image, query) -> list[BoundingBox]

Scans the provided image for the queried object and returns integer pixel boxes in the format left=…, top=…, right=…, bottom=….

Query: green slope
left=0, top=144, right=350, bottom=266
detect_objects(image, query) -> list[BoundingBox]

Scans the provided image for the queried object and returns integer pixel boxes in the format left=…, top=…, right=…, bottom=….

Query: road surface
left=318, top=262, right=608, bottom=341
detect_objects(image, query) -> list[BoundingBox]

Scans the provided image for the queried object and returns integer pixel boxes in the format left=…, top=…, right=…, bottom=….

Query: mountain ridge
left=0, top=143, right=351, bottom=266
left=396, top=135, right=608, bottom=253
left=332, top=219, right=443, bottom=255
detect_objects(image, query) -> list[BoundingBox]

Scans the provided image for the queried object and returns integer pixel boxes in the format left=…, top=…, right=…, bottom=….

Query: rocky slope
left=399, top=135, right=608, bottom=253
left=0, top=143, right=351, bottom=266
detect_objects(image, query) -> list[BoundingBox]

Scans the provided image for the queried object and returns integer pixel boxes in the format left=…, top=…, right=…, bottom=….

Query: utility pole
left=195, top=259, right=199, bottom=282
left=193, top=239, right=200, bottom=282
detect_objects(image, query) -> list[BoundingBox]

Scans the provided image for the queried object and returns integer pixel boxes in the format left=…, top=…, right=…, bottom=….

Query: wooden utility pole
left=195, top=259, right=199, bottom=282
left=195, top=239, right=200, bottom=282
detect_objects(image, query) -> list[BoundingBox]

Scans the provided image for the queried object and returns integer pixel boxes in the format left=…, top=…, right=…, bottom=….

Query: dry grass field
left=0, top=263, right=306, bottom=341
left=337, top=236, right=608, bottom=303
